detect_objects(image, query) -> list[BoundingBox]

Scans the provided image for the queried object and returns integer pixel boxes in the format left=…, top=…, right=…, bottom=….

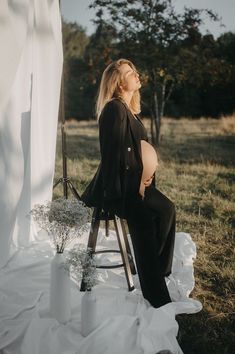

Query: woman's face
left=119, top=63, right=141, bottom=92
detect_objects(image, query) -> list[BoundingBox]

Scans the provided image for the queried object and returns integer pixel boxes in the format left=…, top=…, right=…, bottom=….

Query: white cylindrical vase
left=81, top=290, right=98, bottom=336
left=50, top=252, right=71, bottom=324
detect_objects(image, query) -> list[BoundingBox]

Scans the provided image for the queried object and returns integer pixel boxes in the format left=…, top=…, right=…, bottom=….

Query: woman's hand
left=139, top=175, right=154, bottom=198
left=143, top=175, right=154, bottom=187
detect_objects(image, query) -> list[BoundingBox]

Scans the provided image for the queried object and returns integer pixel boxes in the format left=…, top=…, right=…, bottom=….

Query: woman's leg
left=125, top=186, right=176, bottom=307
left=144, top=185, right=176, bottom=276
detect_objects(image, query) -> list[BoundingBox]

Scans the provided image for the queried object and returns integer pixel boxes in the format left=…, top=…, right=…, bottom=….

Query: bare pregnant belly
left=140, top=140, right=158, bottom=182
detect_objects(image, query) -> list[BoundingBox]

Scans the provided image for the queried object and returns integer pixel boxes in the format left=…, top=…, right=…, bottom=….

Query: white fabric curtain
left=0, top=0, right=63, bottom=268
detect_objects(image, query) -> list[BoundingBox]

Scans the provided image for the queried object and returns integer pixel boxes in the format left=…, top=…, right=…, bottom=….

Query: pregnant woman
left=81, top=58, right=176, bottom=308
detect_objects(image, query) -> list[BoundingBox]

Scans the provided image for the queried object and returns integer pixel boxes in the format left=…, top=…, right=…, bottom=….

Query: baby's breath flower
left=65, top=245, right=98, bottom=290
left=30, top=198, right=91, bottom=253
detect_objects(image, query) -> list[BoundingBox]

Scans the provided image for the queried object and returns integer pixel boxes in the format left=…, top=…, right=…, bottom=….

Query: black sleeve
left=99, top=100, right=126, bottom=201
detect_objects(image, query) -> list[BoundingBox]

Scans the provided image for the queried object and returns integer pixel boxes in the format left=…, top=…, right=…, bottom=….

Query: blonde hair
left=96, top=58, right=141, bottom=119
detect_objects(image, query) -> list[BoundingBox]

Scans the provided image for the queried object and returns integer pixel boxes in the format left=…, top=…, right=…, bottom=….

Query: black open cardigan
left=81, top=98, right=153, bottom=218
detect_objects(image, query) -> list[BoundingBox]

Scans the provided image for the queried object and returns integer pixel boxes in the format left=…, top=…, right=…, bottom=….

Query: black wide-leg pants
left=125, top=185, right=176, bottom=308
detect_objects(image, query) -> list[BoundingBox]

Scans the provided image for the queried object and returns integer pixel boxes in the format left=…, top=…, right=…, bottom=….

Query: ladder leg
left=120, top=219, right=137, bottom=275
left=86, top=207, right=100, bottom=252
left=105, top=219, right=109, bottom=237
left=80, top=208, right=100, bottom=291
left=114, top=216, right=135, bottom=291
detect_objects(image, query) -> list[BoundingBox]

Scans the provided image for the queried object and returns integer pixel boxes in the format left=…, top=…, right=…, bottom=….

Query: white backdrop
left=0, top=0, right=63, bottom=268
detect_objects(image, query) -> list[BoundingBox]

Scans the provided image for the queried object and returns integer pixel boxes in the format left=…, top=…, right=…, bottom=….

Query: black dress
left=130, top=114, right=148, bottom=141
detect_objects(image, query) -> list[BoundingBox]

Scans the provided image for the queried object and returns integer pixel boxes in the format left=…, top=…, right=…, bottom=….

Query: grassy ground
left=53, top=115, right=235, bottom=354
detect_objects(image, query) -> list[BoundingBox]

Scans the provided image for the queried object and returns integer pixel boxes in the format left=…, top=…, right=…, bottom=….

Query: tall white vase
left=50, top=252, right=71, bottom=324
left=81, top=290, right=98, bottom=336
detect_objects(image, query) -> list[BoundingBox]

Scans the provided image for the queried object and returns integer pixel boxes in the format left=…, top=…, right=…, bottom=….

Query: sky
left=61, top=0, right=235, bottom=38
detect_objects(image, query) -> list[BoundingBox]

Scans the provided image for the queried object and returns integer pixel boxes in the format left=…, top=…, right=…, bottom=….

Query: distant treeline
left=63, top=20, right=235, bottom=120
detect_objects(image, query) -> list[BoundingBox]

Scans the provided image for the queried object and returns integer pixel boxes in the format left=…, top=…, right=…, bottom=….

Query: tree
left=62, top=20, right=91, bottom=119
left=200, top=32, right=235, bottom=116
left=62, top=19, right=89, bottom=60
left=63, top=19, right=119, bottom=119
left=82, top=20, right=119, bottom=117
left=90, top=0, right=219, bottom=145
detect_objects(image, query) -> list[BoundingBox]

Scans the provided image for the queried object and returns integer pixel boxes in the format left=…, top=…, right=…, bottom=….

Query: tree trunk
left=161, top=78, right=174, bottom=119
left=151, top=77, right=174, bottom=146
left=160, top=77, right=167, bottom=120
left=150, top=114, right=155, bottom=145
left=151, top=69, right=161, bottom=146
left=153, top=90, right=161, bottom=146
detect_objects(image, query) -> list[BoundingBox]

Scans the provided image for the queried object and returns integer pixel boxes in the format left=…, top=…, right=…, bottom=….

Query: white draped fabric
left=0, top=229, right=202, bottom=353
left=0, top=0, right=63, bottom=268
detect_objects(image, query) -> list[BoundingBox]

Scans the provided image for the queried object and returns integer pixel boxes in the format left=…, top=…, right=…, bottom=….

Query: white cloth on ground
left=0, top=227, right=202, bottom=354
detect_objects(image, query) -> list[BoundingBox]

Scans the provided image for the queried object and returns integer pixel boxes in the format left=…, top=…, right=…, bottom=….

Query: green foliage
left=61, top=2, right=235, bottom=122
left=63, top=19, right=118, bottom=120
left=62, top=19, right=89, bottom=60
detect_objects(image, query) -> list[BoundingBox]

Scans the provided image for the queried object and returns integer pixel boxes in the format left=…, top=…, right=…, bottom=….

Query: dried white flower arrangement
left=30, top=198, right=91, bottom=253
left=65, top=245, right=99, bottom=290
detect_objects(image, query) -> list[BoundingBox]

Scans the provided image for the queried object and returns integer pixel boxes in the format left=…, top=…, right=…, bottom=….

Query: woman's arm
left=99, top=99, right=126, bottom=201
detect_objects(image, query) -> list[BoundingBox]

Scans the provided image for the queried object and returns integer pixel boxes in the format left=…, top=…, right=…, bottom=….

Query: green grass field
left=54, top=115, right=235, bottom=354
